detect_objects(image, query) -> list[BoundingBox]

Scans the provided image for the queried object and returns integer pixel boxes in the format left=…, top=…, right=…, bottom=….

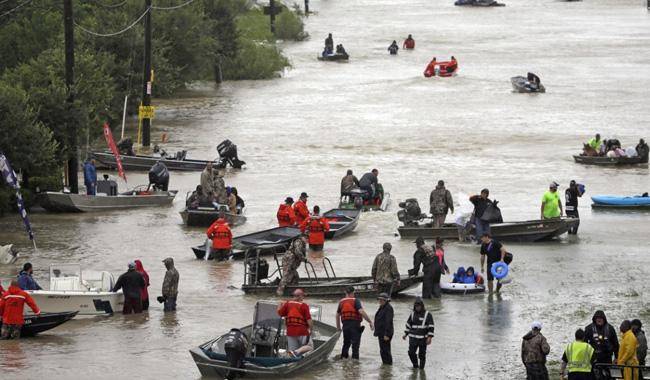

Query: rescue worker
left=431, top=238, right=450, bottom=298
left=277, top=197, right=296, bottom=227
left=410, top=237, right=434, bottom=298
left=588, top=134, right=602, bottom=151
left=300, top=205, right=330, bottom=251
left=134, top=260, right=150, bottom=311
left=276, top=237, right=306, bottom=296
left=206, top=212, right=232, bottom=261
left=541, top=182, right=563, bottom=219
left=293, top=192, right=310, bottom=226
left=17, top=262, right=42, bottom=290
left=447, top=56, right=458, bottom=72
left=200, top=162, right=227, bottom=204
left=0, top=279, right=40, bottom=339
left=429, top=180, right=454, bottom=227
left=470, top=189, right=496, bottom=241
left=480, top=233, right=506, bottom=293
left=359, top=169, right=379, bottom=202
left=631, top=319, right=647, bottom=366
left=585, top=310, right=620, bottom=379
left=111, top=262, right=146, bottom=314
left=161, top=257, right=179, bottom=312
left=424, top=57, right=437, bottom=77
left=560, top=328, right=596, bottom=380
left=83, top=158, right=97, bottom=195
left=618, top=320, right=640, bottom=380
left=372, top=243, right=400, bottom=295
left=324, top=33, right=334, bottom=54
left=403, top=34, right=415, bottom=49
left=374, top=293, right=394, bottom=365
left=636, top=138, right=649, bottom=160
left=521, top=321, right=550, bottom=380
left=388, top=40, right=399, bottom=55
left=402, top=297, right=434, bottom=369
left=336, top=286, right=374, bottom=360
left=277, top=289, right=313, bottom=354
left=565, top=180, right=583, bottom=234
left=223, top=327, right=249, bottom=380
left=340, top=169, right=359, bottom=198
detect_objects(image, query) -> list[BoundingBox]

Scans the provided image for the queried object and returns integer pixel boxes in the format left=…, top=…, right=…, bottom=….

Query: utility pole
left=141, top=0, right=152, bottom=147
left=304, top=0, right=309, bottom=15
left=63, top=0, right=78, bottom=193
left=263, top=0, right=281, bottom=34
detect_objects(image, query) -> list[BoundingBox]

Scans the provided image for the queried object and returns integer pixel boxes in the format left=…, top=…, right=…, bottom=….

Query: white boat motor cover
left=0, top=245, right=17, bottom=265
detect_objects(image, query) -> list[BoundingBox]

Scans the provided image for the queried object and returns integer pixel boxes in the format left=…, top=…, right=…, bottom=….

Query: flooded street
left=1, top=0, right=650, bottom=378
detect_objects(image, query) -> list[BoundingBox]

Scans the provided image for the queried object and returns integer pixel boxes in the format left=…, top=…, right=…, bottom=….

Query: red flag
left=102, top=122, right=127, bottom=182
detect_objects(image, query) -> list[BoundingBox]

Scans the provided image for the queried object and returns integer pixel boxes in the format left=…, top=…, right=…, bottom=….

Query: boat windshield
left=50, top=264, right=81, bottom=281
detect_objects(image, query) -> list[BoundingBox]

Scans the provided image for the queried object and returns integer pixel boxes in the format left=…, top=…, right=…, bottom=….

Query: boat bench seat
left=202, top=348, right=302, bottom=367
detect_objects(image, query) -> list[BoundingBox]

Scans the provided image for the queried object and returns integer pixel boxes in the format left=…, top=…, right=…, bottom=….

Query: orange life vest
left=207, top=219, right=232, bottom=249
left=284, top=301, right=308, bottom=328
left=339, top=297, right=361, bottom=321
left=293, top=201, right=310, bottom=225
left=277, top=204, right=296, bottom=227
left=301, top=216, right=330, bottom=245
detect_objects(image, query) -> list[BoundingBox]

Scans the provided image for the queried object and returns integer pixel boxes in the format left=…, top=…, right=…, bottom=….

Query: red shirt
left=293, top=200, right=310, bottom=225
left=0, top=285, right=40, bottom=325
left=277, top=300, right=311, bottom=337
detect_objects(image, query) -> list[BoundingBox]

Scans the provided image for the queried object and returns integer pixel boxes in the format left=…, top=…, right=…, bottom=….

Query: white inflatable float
left=440, top=281, right=485, bottom=295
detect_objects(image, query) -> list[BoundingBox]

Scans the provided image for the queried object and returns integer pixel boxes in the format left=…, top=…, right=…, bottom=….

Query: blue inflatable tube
left=491, top=262, right=509, bottom=280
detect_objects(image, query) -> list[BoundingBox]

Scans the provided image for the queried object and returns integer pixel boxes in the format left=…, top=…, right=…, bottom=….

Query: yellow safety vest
left=565, top=341, right=594, bottom=373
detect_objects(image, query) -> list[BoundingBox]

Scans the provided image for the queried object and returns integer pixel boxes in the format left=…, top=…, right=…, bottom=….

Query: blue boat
left=591, top=194, right=650, bottom=209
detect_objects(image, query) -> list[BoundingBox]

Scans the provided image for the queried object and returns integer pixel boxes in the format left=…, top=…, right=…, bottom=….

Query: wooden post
left=64, top=0, right=78, bottom=193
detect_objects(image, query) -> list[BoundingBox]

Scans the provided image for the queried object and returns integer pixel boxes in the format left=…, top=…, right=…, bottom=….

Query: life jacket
left=293, top=201, right=310, bottom=225
left=284, top=301, right=308, bottom=328
left=277, top=204, right=296, bottom=227
left=207, top=219, right=232, bottom=249
left=404, top=39, right=415, bottom=49
left=339, top=297, right=361, bottom=321
left=302, top=216, right=329, bottom=245
left=0, top=285, right=40, bottom=325
left=565, top=341, right=594, bottom=373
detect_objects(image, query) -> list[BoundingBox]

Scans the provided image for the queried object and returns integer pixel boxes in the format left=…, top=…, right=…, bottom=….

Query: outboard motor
left=247, top=257, right=269, bottom=285
left=217, top=139, right=246, bottom=169
left=116, top=138, right=135, bottom=156
left=397, top=198, right=424, bottom=226
left=96, top=174, right=118, bottom=196
left=148, top=161, right=169, bottom=191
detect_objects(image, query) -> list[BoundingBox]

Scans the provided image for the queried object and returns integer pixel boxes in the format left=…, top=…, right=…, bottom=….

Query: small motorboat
left=591, top=194, right=650, bottom=209
left=192, top=227, right=302, bottom=260
left=92, top=139, right=245, bottom=171
left=39, top=188, right=177, bottom=212
left=190, top=301, right=340, bottom=379
left=322, top=209, right=360, bottom=239
left=455, top=0, right=505, bottom=6
left=511, top=75, right=545, bottom=93
left=440, top=281, right=485, bottom=295
left=242, top=251, right=423, bottom=297
left=573, top=154, right=648, bottom=165
left=2, top=312, right=79, bottom=337
left=423, top=60, right=458, bottom=77
left=0, top=244, right=18, bottom=265
left=339, top=186, right=391, bottom=212
left=29, top=264, right=124, bottom=315
left=317, top=52, right=349, bottom=61
left=180, top=207, right=247, bottom=228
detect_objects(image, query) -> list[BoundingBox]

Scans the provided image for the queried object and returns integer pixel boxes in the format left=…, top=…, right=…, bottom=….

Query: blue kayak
left=591, top=195, right=650, bottom=208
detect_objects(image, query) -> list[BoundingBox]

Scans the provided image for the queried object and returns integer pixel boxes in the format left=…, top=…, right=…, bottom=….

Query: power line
left=151, top=0, right=198, bottom=10
left=74, top=6, right=149, bottom=37
left=0, top=0, right=32, bottom=17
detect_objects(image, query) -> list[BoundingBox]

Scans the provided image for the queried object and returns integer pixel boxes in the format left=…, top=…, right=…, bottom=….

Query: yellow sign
left=138, top=105, right=155, bottom=119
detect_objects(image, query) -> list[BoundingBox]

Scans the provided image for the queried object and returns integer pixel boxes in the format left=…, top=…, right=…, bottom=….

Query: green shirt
left=542, top=191, right=561, bottom=218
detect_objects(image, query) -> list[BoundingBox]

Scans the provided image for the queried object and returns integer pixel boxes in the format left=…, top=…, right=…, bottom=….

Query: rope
left=0, top=0, right=32, bottom=17
left=151, top=0, right=198, bottom=10
left=74, top=6, right=149, bottom=37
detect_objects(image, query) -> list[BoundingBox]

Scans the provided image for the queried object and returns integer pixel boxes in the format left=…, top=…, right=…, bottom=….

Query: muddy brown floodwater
left=1, top=0, right=649, bottom=378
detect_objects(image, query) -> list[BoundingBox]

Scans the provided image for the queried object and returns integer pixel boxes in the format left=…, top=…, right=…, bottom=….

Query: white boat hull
left=29, top=291, right=124, bottom=315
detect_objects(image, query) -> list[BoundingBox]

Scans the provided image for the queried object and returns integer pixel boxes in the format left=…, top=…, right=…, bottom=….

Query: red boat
left=423, top=58, right=458, bottom=77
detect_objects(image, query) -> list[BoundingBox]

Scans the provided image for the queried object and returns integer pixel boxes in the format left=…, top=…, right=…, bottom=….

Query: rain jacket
left=585, top=310, right=620, bottom=363
left=83, top=160, right=97, bottom=185
left=372, top=251, right=400, bottom=285
left=17, top=270, right=42, bottom=290
left=404, top=299, right=434, bottom=339
left=635, top=329, right=647, bottom=365
left=452, top=267, right=466, bottom=283
left=0, top=285, right=40, bottom=325
left=429, top=185, right=454, bottom=216
left=207, top=218, right=232, bottom=249
left=162, top=258, right=179, bottom=298
left=617, top=330, right=639, bottom=380
left=521, top=330, right=550, bottom=364
left=374, top=302, right=394, bottom=338
left=300, top=215, right=330, bottom=245
left=134, top=260, right=150, bottom=302
left=277, top=204, right=296, bottom=227
left=112, top=269, right=145, bottom=300
left=293, top=200, right=310, bottom=225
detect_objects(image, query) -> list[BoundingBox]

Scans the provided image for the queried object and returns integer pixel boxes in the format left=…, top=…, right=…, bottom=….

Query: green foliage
left=222, top=39, right=289, bottom=80
left=275, top=7, right=308, bottom=41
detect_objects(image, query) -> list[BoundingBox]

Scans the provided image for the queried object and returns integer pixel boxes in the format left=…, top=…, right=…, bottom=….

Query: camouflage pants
left=277, top=270, right=299, bottom=295
left=1, top=324, right=21, bottom=339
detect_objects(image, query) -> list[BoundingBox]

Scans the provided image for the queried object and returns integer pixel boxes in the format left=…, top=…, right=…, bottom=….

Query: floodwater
left=1, top=0, right=649, bottom=378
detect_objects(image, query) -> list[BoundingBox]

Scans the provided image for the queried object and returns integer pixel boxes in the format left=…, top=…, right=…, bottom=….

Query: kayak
left=591, top=195, right=650, bottom=209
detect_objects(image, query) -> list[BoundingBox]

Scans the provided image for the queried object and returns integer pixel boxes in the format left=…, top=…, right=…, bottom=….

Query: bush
left=222, top=39, right=289, bottom=80
left=275, top=8, right=308, bottom=41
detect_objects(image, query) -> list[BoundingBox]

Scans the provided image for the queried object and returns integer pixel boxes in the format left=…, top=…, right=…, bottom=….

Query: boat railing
left=322, top=257, right=336, bottom=279
left=303, top=260, right=318, bottom=283
left=593, top=363, right=650, bottom=379
left=244, top=245, right=284, bottom=286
